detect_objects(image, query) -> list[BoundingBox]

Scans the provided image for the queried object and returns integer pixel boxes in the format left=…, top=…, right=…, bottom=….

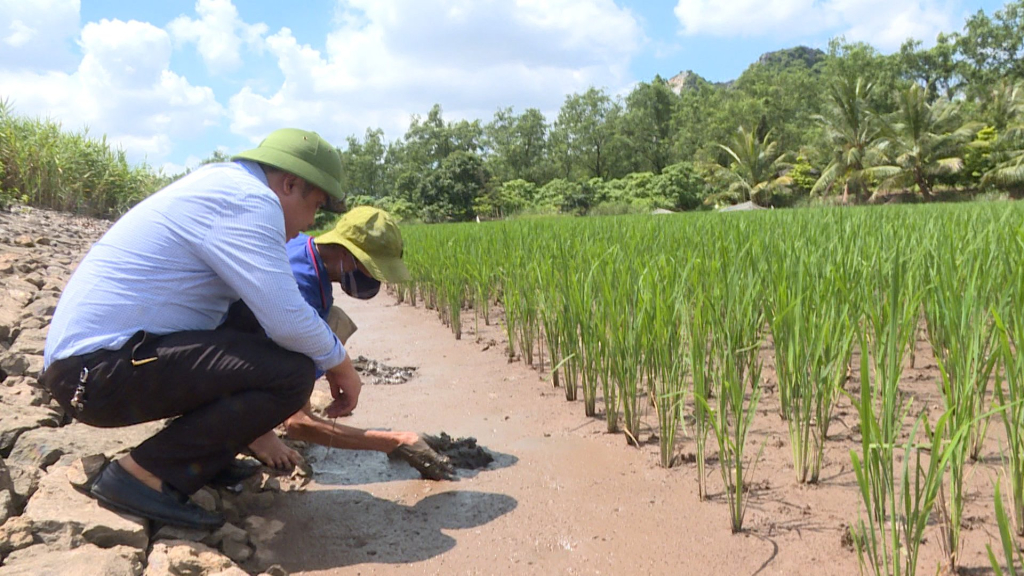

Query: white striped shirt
left=44, top=160, right=346, bottom=373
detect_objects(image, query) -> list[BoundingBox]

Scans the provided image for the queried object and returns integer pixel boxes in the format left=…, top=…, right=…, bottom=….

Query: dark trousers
left=41, top=324, right=315, bottom=494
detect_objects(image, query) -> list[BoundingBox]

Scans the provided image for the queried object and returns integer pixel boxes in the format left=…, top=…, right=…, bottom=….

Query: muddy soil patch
left=352, top=355, right=416, bottom=385
left=425, top=432, right=493, bottom=469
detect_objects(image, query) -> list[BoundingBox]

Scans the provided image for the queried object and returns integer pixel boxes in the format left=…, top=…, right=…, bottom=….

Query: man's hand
left=325, top=355, right=361, bottom=417
left=389, top=435, right=456, bottom=481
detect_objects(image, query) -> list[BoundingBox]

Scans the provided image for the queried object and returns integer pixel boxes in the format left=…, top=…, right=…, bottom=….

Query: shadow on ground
left=265, top=489, right=518, bottom=571
left=307, top=443, right=518, bottom=486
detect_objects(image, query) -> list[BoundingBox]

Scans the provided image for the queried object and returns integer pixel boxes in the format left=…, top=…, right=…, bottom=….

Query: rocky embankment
left=0, top=208, right=302, bottom=576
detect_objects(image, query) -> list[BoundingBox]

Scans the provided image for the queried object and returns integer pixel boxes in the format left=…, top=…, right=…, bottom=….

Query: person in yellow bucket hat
left=226, top=206, right=454, bottom=480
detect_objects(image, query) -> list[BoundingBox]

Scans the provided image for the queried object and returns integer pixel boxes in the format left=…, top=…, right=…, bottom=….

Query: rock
left=5, top=463, right=42, bottom=508
left=0, top=516, right=35, bottom=556
left=0, top=543, right=143, bottom=576
left=0, top=490, right=11, bottom=526
left=23, top=464, right=149, bottom=551
left=143, top=540, right=235, bottom=576
left=243, top=515, right=284, bottom=547
left=220, top=538, right=252, bottom=563
left=0, top=405, right=60, bottom=456
left=7, top=329, right=46, bottom=357
left=202, top=522, right=247, bottom=548
left=22, top=295, right=59, bottom=320
left=1, top=377, right=50, bottom=408
left=209, top=568, right=250, bottom=576
left=9, top=421, right=164, bottom=469
left=11, top=235, right=33, bottom=248
left=152, top=524, right=211, bottom=543
left=192, top=487, right=220, bottom=513
left=260, top=566, right=288, bottom=576
left=65, top=454, right=108, bottom=489
left=34, top=237, right=52, bottom=247
left=0, top=308, right=19, bottom=344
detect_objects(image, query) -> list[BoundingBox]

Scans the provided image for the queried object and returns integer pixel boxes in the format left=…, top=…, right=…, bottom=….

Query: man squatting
left=41, top=128, right=449, bottom=530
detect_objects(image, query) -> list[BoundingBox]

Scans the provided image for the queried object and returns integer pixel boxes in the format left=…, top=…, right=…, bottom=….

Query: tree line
left=335, top=0, right=1024, bottom=222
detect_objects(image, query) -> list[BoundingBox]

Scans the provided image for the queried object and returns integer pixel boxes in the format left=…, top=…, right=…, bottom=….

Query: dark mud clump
left=426, top=432, right=494, bottom=469
left=352, top=355, right=417, bottom=385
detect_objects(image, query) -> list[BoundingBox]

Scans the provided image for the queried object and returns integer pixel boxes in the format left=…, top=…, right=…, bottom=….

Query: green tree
left=339, top=128, right=393, bottom=198
left=619, top=77, right=679, bottom=174
left=706, top=126, right=792, bottom=207
left=414, top=151, right=490, bottom=222
left=812, top=77, right=883, bottom=202
left=551, top=87, right=621, bottom=180
left=483, top=107, right=551, bottom=183
left=952, top=2, right=1024, bottom=99
left=897, top=37, right=959, bottom=101
left=867, top=85, right=978, bottom=200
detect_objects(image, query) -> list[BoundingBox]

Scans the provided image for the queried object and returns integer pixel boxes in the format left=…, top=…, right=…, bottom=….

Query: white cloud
left=168, top=0, right=268, bottom=73
left=0, top=18, right=223, bottom=161
left=228, top=0, right=644, bottom=145
left=0, top=0, right=80, bottom=70
left=674, top=0, right=958, bottom=50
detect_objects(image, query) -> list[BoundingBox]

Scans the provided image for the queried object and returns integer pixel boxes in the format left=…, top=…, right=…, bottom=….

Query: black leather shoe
left=90, top=461, right=224, bottom=530
left=207, top=458, right=263, bottom=489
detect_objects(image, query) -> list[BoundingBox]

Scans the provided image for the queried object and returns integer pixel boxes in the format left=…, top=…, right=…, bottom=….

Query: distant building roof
left=719, top=201, right=767, bottom=212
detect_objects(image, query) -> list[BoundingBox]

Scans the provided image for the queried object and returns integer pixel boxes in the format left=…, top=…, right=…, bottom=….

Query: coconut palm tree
left=811, top=76, right=883, bottom=203
left=705, top=126, right=791, bottom=207
left=866, top=85, right=978, bottom=201
left=981, top=80, right=1024, bottom=194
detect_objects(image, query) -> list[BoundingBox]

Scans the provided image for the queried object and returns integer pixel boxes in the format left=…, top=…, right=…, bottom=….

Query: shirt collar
left=233, top=159, right=269, bottom=187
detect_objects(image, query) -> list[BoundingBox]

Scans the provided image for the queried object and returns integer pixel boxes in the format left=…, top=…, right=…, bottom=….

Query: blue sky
left=0, top=0, right=1006, bottom=174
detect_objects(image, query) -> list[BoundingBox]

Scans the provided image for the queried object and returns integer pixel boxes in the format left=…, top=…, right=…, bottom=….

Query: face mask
left=340, top=268, right=381, bottom=299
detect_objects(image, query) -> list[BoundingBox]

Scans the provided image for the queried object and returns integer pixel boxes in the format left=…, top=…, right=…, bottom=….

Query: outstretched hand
left=390, top=435, right=456, bottom=481
left=325, top=355, right=362, bottom=417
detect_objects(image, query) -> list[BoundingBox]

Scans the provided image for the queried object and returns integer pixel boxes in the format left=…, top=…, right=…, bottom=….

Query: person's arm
left=199, top=193, right=345, bottom=373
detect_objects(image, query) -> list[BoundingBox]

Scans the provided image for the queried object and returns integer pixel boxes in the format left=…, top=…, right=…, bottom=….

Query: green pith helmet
left=232, top=128, right=344, bottom=201
left=315, top=206, right=411, bottom=283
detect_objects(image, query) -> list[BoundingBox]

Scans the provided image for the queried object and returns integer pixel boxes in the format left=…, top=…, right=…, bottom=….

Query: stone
left=11, top=236, right=33, bottom=248
left=202, top=522, right=247, bottom=548
left=243, top=515, right=284, bottom=547
left=0, top=405, right=60, bottom=456
left=260, top=566, right=289, bottom=576
left=209, top=569, right=250, bottom=576
left=5, top=463, right=41, bottom=509
left=0, top=308, right=19, bottom=344
left=0, top=490, right=11, bottom=526
left=0, top=516, right=35, bottom=556
left=23, top=464, right=149, bottom=551
left=9, top=421, right=164, bottom=469
left=152, top=524, right=211, bottom=543
left=0, top=543, right=143, bottom=576
left=65, top=454, right=108, bottom=489
left=3, top=288, right=33, bottom=309
left=143, top=540, right=235, bottom=576
left=220, top=538, right=252, bottom=563
left=0, top=355, right=28, bottom=379
left=7, top=329, right=46, bottom=357
left=192, top=487, right=220, bottom=513
left=0, top=377, right=50, bottom=408
left=22, top=296, right=59, bottom=320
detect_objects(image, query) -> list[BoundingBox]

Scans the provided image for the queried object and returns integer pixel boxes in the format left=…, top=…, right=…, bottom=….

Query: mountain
left=667, top=46, right=826, bottom=95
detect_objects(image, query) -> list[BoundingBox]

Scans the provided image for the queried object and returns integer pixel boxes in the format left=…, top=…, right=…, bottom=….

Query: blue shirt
left=288, top=233, right=333, bottom=320
left=44, top=161, right=347, bottom=373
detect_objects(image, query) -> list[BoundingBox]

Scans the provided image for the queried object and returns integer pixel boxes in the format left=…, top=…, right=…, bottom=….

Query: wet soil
left=425, top=432, right=494, bottom=469
left=351, top=355, right=416, bottom=385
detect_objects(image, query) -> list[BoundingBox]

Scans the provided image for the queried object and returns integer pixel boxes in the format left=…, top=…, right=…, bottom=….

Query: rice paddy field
left=395, top=202, right=1024, bottom=576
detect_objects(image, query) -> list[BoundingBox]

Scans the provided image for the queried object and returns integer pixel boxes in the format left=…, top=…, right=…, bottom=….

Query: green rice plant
left=769, top=261, right=855, bottom=483
left=850, top=404, right=966, bottom=576
left=987, top=478, right=1024, bottom=576
left=700, top=245, right=767, bottom=532
left=994, top=289, right=1024, bottom=534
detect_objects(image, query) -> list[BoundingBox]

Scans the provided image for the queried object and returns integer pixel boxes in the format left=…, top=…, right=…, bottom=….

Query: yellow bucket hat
left=316, top=207, right=411, bottom=283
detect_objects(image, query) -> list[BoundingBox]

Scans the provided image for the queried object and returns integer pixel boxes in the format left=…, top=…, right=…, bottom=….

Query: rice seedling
left=987, top=478, right=1024, bottom=576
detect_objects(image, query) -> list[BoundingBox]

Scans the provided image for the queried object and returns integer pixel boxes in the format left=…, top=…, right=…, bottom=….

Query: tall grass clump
left=0, top=101, right=171, bottom=217
left=994, top=224, right=1024, bottom=536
